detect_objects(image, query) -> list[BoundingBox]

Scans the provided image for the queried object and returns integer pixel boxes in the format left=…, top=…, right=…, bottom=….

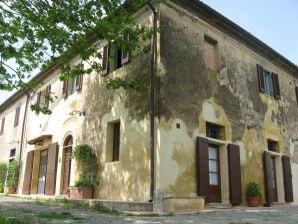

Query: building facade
left=0, top=0, right=297, bottom=210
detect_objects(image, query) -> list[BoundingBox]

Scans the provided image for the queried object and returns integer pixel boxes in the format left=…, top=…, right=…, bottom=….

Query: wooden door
left=62, top=147, right=72, bottom=194
left=37, top=150, right=48, bottom=194
left=271, top=156, right=278, bottom=202
left=208, top=144, right=221, bottom=202
left=282, top=156, right=293, bottom=202
left=22, top=151, right=35, bottom=195
left=45, top=142, right=59, bottom=195
left=263, top=151, right=273, bottom=206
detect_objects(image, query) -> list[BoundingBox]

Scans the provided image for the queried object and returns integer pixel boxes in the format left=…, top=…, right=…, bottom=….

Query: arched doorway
left=61, top=135, right=73, bottom=194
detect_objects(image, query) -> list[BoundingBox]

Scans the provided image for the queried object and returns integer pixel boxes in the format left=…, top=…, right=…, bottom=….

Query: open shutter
left=228, top=144, right=242, bottom=204
left=45, top=142, right=59, bottom=195
left=282, top=155, right=293, bottom=202
left=295, top=86, right=298, bottom=105
left=121, top=34, right=129, bottom=65
left=196, top=137, right=209, bottom=197
left=0, top=118, right=5, bottom=135
left=102, top=45, right=109, bottom=75
left=256, top=64, right=265, bottom=93
left=36, top=91, right=41, bottom=108
left=62, top=80, right=68, bottom=98
left=76, top=75, right=83, bottom=91
left=263, top=151, right=273, bottom=206
left=14, top=106, right=21, bottom=127
left=272, top=73, right=281, bottom=99
left=22, top=151, right=35, bottom=195
left=45, top=85, right=51, bottom=108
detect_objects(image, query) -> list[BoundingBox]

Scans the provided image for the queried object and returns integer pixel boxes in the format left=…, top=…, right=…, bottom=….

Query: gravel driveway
left=1, top=195, right=298, bottom=223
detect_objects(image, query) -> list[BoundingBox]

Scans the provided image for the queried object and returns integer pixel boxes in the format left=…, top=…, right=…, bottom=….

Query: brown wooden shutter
left=282, top=155, right=293, bottom=202
left=22, top=151, right=35, bottom=195
left=196, top=137, right=209, bottom=197
left=295, top=86, right=298, bottom=105
left=14, top=106, right=21, bottom=127
left=45, top=85, right=51, bottom=108
left=227, top=144, right=242, bottom=204
left=62, top=80, right=68, bottom=98
left=102, top=45, right=109, bottom=75
left=0, top=118, right=5, bottom=135
left=272, top=73, right=281, bottom=99
left=76, top=74, right=83, bottom=91
left=121, top=34, right=129, bottom=65
left=263, top=151, right=273, bottom=206
left=36, top=91, right=41, bottom=108
left=256, top=64, right=265, bottom=93
left=45, top=142, right=59, bottom=195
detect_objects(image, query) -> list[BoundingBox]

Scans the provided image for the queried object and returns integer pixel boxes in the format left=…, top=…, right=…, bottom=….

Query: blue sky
left=1, top=0, right=297, bottom=104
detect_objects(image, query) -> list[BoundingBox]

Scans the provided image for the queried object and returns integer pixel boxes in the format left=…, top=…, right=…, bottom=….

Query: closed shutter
left=256, top=64, right=265, bottom=93
left=263, top=151, right=273, bottom=206
left=22, top=151, right=35, bottom=195
left=45, top=142, right=59, bottom=195
left=0, top=118, right=5, bottom=135
left=62, top=80, right=68, bottom=98
left=196, top=137, right=209, bottom=197
left=295, top=86, right=298, bottom=105
left=76, top=75, right=83, bottom=91
left=282, top=155, right=293, bottom=202
left=121, top=34, right=129, bottom=65
left=45, top=85, right=51, bottom=108
left=14, top=106, right=21, bottom=127
left=36, top=91, right=41, bottom=108
left=102, top=45, right=109, bottom=75
left=62, top=147, right=72, bottom=194
left=227, top=144, right=242, bottom=204
left=272, top=73, right=281, bottom=99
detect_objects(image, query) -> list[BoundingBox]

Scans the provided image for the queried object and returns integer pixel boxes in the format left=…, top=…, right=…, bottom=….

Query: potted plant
left=70, top=144, right=98, bottom=199
left=246, top=182, right=261, bottom=207
left=4, top=160, right=20, bottom=194
left=0, top=162, right=7, bottom=193
left=66, top=188, right=70, bottom=198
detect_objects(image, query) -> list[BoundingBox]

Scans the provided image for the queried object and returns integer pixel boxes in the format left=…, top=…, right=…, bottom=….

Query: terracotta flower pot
left=4, top=187, right=16, bottom=194
left=69, top=187, right=93, bottom=199
left=248, top=197, right=259, bottom=207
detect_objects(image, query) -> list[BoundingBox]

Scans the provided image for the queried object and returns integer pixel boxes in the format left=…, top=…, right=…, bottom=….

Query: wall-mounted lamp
left=291, top=138, right=298, bottom=142
left=69, top=110, right=86, bottom=116
left=36, top=141, right=43, bottom=146
left=8, top=140, right=19, bottom=144
left=247, top=123, right=262, bottom=130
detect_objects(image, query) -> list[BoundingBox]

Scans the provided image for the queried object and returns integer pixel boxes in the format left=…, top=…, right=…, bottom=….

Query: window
left=204, top=36, right=218, bottom=71
left=256, top=64, right=281, bottom=99
left=295, top=86, right=298, bottom=106
left=9, top=148, right=16, bottom=162
left=267, top=139, right=278, bottom=152
left=62, top=64, right=84, bottom=98
left=112, top=122, right=120, bottom=162
left=206, top=122, right=224, bottom=140
left=14, top=106, right=21, bottom=127
left=0, top=117, right=5, bottom=135
left=36, top=85, right=51, bottom=112
left=101, top=34, right=130, bottom=76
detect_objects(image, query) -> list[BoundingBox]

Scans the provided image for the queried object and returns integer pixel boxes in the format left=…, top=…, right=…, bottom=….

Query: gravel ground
left=1, top=195, right=298, bottom=223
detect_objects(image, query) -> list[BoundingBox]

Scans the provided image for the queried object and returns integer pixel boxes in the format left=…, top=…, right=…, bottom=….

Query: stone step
left=208, top=203, right=232, bottom=209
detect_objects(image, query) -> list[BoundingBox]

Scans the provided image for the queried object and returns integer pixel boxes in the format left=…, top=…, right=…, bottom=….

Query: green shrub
left=246, top=182, right=261, bottom=198
left=5, top=160, right=20, bottom=188
left=0, top=162, right=7, bottom=190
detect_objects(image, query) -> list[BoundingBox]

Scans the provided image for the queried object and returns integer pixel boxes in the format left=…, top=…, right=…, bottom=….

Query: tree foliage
left=0, top=0, right=156, bottom=112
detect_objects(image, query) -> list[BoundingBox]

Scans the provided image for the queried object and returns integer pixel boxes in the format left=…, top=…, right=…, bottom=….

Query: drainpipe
left=148, top=1, right=157, bottom=201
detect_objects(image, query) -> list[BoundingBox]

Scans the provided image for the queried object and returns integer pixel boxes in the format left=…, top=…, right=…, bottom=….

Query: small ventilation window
left=267, top=139, right=278, bottom=152
left=206, top=122, right=224, bottom=140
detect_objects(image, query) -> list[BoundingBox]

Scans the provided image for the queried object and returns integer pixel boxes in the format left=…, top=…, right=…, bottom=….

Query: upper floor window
left=36, top=85, right=51, bottom=112
left=267, top=139, right=278, bottom=152
left=9, top=148, right=16, bottom=162
left=256, top=64, right=281, bottom=99
left=62, top=64, right=83, bottom=98
left=101, top=34, right=130, bottom=76
left=295, top=86, right=298, bottom=106
left=0, top=117, right=5, bottom=135
left=14, top=106, right=21, bottom=127
left=204, top=36, right=218, bottom=71
left=206, top=122, right=224, bottom=140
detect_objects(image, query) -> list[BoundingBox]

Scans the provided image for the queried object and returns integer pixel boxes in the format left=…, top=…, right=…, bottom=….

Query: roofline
left=171, top=0, right=298, bottom=76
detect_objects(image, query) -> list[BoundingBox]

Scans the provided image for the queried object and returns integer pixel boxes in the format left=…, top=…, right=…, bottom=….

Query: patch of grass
left=0, top=215, right=32, bottom=224
left=36, top=211, right=84, bottom=221
left=92, top=203, right=120, bottom=214
left=21, top=209, right=32, bottom=214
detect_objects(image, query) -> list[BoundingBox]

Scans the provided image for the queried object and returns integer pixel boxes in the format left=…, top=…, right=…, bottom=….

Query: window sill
left=206, top=137, right=226, bottom=145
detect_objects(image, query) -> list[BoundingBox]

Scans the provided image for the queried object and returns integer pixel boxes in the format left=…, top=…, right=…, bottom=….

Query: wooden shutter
left=36, top=91, right=41, bottom=108
left=76, top=75, right=83, bottom=91
left=295, top=86, right=298, bottom=105
left=256, top=64, right=265, bottom=93
left=196, top=137, right=209, bottom=197
left=227, top=144, right=242, bottom=204
left=14, top=106, right=21, bottom=127
left=62, top=80, right=68, bottom=98
left=45, top=142, right=59, bottom=195
left=45, top=85, right=51, bottom=108
left=272, top=73, right=281, bottom=99
left=102, top=45, right=109, bottom=75
left=0, top=118, right=5, bottom=135
left=121, top=34, right=129, bottom=65
left=112, top=122, right=120, bottom=161
left=263, top=151, right=273, bottom=206
left=22, top=151, right=35, bottom=195
left=282, top=155, right=293, bottom=202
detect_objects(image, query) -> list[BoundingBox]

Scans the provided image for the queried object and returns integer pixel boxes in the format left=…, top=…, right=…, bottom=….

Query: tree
left=0, top=0, right=156, bottom=113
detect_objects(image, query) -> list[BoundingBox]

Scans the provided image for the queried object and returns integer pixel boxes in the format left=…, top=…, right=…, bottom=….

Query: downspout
left=17, top=91, right=30, bottom=193
left=148, top=1, right=157, bottom=201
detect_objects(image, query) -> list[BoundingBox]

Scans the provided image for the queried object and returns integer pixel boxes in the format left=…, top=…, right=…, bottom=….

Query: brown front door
left=271, top=156, right=278, bottom=202
left=62, top=147, right=72, bottom=194
left=208, top=145, right=221, bottom=202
